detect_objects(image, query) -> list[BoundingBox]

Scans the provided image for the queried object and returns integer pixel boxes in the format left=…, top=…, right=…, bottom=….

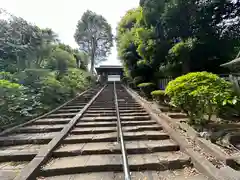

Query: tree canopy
left=0, top=9, right=95, bottom=127
left=117, top=0, right=240, bottom=85
left=74, top=10, right=113, bottom=74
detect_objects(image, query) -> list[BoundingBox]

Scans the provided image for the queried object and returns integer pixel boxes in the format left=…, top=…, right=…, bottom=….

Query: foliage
left=116, top=0, right=240, bottom=87
left=16, top=69, right=51, bottom=89
left=0, top=71, right=18, bottom=82
left=60, top=68, right=91, bottom=95
left=158, top=62, right=182, bottom=77
left=165, top=72, right=237, bottom=125
left=0, top=80, right=24, bottom=124
left=168, top=38, right=197, bottom=73
left=0, top=80, right=41, bottom=125
left=137, top=82, right=155, bottom=88
left=133, top=76, right=145, bottom=87
left=137, top=82, right=156, bottom=98
left=0, top=10, right=58, bottom=72
left=74, top=10, right=113, bottom=73
left=0, top=9, right=94, bottom=128
left=151, top=90, right=168, bottom=104
left=74, top=51, right=89, bottom=70
left=39, top=76, right=70, bottom=109
left=46, top=48, right=77, bottom=77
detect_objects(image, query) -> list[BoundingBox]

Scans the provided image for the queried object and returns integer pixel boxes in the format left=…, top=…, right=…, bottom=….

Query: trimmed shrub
left=133, top=76, right=145, bottom=87
left=165, top=72, right=237, bottom=125
left=138, top=82, right=155, bottom=98
left=151, top=90, right=169, bottom=104
left=39, top=76, right=70, bottom=109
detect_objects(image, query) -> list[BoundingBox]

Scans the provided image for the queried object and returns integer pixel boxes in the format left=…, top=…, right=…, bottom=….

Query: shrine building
left=95, top=65, right=124, bottom=83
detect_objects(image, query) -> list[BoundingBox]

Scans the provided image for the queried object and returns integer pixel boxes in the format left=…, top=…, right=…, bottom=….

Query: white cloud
left=0, top=0, right=139, bottom=66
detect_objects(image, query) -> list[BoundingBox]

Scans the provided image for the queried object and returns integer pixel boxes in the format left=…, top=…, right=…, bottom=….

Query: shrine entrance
left=95, top=65, right=123, bottom=83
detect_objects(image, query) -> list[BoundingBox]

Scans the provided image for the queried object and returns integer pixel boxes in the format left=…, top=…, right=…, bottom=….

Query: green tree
left=73, top=51, right=89, bottom=70
left=0, top=9, right=94, bottom=128
left=117, top=0, right=240, bottom=84
left=0, top=9, right=58, bottom=72
left=45, top=48, right=77, bottom=77
left=74, top=10, right=113, bottom=74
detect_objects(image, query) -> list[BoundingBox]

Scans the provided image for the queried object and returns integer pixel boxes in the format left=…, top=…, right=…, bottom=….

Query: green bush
left=0, top=72, right=18, bottom=82
left=60, top=68, right=90, bottom=95
left=39, top=76, right=70, bottom=109
left=16, top=69, right=51, bottom=89
left=138, top=82, right=156, bottom=98
left=0, top=80, right=26, bottom=125
left=45, top=48, right=77, bottom=76
left=151, top=90, right=169, bottom=104
left=133, top=76, right=145, bottom=87
left=165, top=72, right=237, bottom=125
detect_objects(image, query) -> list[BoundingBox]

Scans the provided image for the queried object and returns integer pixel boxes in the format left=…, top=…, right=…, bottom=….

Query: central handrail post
left=113, top=81, right=131, bottom=180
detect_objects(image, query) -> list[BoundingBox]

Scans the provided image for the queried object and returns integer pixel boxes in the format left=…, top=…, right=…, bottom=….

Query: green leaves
left=0, top=11, right=58, bottom=72
left=137, top=82, right=156, bottom=98
left=0, top=10, right=94, bottom=128
left=165, top=72, right=235, bottom=125
left=118, top=0, right=240, bottom=85
left=151, top=90, right=169, bottom=105
left=74, top=10, right=113, bottom=74
left=46, top=48, right=77, bottom=77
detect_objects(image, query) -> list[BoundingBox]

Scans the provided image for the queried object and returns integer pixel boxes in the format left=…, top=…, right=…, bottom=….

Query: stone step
left=80, top=116, right=151, bottom=122
left=0, top=161, right=29, bottom=180
left=76, top=120, right=156, bottom=128
left=64, top=131, right=169, bottom=143
left=0, top=139, right=177, bottom=161
left=0, top=144, right=45, bottom=161
left=86, top=110, right=145, bottom=113
left=71, top=124, right=162, bottom=135
left=83, top=112, right=149, bottom=117
left=57, top=109, right=81, bottom=113
left=71, top=127, right=117, bottom=134
left=61, top=106, right=84, bottom=109
left=91, top=102, right=114, bottom=105
left=0, top=133, right=54, bottom=146
left=32, top=118, right=71, bottom=125
left=119, top=112, right=149, bottom=116
left=41, top=152, right=191, bottom=176
left=123, top=124, right=162, bottom=132
left=88, top=107, right=144, bottom=111
left=38, top=169, right=207, bottom=180
left=53, top=140, right=179, bottom=157
left=118, top=103, right=142, bottom=105
left=167, top=113, right=187, bottom=119
left=16, top=125, right=64, bottom=133
left=118, top=106, right=142, bottom=108
left=47, top=113, right=77, bottom=118
left=90, top=105, right=142, bottom=108
left=160, top=107, right=182, bottom=113
left=83, top=113, right=116, bottom=117
left=70, top=102, right=87, bottom=105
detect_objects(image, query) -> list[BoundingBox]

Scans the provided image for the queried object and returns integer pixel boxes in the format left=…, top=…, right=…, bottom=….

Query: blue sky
left=1, top=0, right=139, bottom=66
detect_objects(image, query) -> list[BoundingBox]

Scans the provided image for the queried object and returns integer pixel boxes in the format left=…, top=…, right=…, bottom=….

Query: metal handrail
left=113, top=81, right=131, bottom=180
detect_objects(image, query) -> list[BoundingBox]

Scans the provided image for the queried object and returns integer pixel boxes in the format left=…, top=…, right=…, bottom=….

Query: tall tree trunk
left=182, top=56, right=190, bottom=74
left=90, top=37, right=96, bottom=74
left=90, top=53, right=94, bottom=74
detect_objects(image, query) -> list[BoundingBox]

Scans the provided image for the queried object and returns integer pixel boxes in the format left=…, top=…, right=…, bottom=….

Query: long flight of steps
left=35, top=84, right=208, bottom=180
left=0, top=86, right=102, bottom=180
